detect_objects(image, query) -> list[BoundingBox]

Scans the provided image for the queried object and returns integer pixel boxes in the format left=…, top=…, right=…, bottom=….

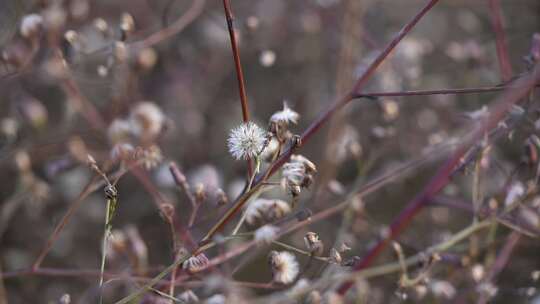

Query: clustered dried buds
left=20, top=14, right=44, bottom=39
left=281, top=154, right=317, bottom=199
left=268, top=251, right=299, bottom=285
left=304, top=232, right=324, bottom=256
left=245, top=198, right=292, bottom=226
left=182, top=253, right=210, bottom=273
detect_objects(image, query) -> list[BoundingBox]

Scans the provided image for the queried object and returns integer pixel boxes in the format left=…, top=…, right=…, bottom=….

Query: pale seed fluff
left=129, top=102, right=165, bottom=141
left=20, top=14, right=44, bottom=38
left=268, top=250, right=299, bottom=284
left=245, top=198, right=291, bottom=226
left=270, top=102, right=299, bottom=125
left=227, top=121, right=266, bottom=160
left=254, top=225, right=279, bottom=245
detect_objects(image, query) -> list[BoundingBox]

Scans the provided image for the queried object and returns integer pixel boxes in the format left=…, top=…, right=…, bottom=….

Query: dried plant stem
left=99, top=196, right=114, bottom=304
left=488, top=0, right=513, bottom=82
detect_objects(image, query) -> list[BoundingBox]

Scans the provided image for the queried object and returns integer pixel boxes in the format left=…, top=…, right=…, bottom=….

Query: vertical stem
left=222, top=0, right=253, bottom=175
left=488, top=0, right=513, bottom=82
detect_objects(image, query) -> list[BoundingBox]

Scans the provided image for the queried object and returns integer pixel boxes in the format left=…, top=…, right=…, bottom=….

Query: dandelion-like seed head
left=227, top=122, right=266, bottom=160
left=270, top=102, right=299, bottom=125
left=129, top=101, right=165, bottom=141
left=245, top=198, right=291, bottom=226
left=254, top=225, right=279, bottom=245
left=268, top=251, right=299, bottom=284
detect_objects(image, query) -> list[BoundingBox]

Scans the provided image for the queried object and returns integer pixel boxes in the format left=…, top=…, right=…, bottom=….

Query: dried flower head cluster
left=281, top=154, right=317, bottom=198
left=254, top=225, right=279, bottom=245
left=227, top=122, right=267, bottom=160
left=268, top=251, right=299, bottom=284
left=182, top=253, right=210, bottom=273
left=245, top=198, right=292, bottom=226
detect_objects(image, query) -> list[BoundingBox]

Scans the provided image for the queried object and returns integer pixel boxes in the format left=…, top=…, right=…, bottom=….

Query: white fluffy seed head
left=129, top=102, right=165, bottom=141
left=227, top=122, right=266, bottom=160
left=270, top=102, right=299, bottom=125
left=20, top=14, right=44, bottom=38
left=254, top=225, right=279, bottom=245
left=245, top=198, right=291, bottom=226
left=268, top=251, right=299, bottom=284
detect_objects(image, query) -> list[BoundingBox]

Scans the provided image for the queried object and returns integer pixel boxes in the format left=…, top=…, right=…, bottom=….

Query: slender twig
left=488, top=0, right=513, bottom=82
left=336, top=64, right=540, bottom=295
left=353, top=83, right=540, bottom=99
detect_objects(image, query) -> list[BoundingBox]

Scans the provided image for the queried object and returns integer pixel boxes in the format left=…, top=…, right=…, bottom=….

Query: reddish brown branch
left=353, top=83, right=540, bottom=99
left=336, top=65, right=540, bottom=295
left=488, top=0, right=513, bottom=82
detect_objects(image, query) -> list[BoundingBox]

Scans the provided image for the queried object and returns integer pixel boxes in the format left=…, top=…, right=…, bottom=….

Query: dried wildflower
left=227, top=122, right=266, bottom=160
left=139, top=145, right=163, bottom=169
left=137, top=48, right=158, bottom=70
left=429, top=280, right=456, bottom=299
left=20, top=14, right=43, bottom=38
left=93, top=18, right=109, bottom=34
left=471, top=264, right=485, bottom=282
left=245, top=198, right=292, bottom=226
left=329, top=248, right=342, bottom=265
left=110, top=143, right=135, bottom=161
left=271, top=102, right=299, bottom=126
left=178, top=290, right=199, bottom=303
left=205, top=294, right=226, bottom=304
left=129, top=102, right=165, bottom=141
left=254, top=225, right=279, bottom=245
left=120, top=13, right=135, bottom=34
left=215, top=188, right=228, bottom=206
left=304, top=232, right=324, bottom=256
left=505, top=182, right=525, bottom=206
left=260, top=136, right=280, bottom=162
left=268, top=251, right=299, bottom=284
left=194, top=183, right=206, bottom=204
left=281, top=154, right=316, bottom=197
left=182, top=253, right=210, bottom=273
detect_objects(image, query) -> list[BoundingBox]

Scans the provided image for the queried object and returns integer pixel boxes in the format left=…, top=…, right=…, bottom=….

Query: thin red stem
left=488, top=0, right=513, bottom=82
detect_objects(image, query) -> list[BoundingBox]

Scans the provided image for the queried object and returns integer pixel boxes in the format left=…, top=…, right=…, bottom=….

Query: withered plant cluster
left=1, top=0, right=540, bottom=303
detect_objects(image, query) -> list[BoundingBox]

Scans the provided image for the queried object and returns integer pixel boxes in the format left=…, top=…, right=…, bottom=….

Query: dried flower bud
left=194, top=183, right=206, bottom=204
left=429, top=280, right=456, bottom=299
left=129, top=102, right=165, bottom=141
left=471, top=264, right=485, bottom=282
left=182, top=253, right=210, bottom=273
left=137, top=47, right=158, bottom=70
left=139, top=145, right=163, bottom=169
left=329, top=248, right=342, bottom=265
left=215, top=188, right=228, bottom=206
left=281, top=154, right=316, bottom=197
left=254, top=225, right=279, bottom=245
left=160, top=203, right=175, bottom=223
left=15, top=150, right=31, bottom=172
left=107, top=119, right=131, bottom=144
left=268, top=251, right=299, bottom=284
left=304, top=232, right=324, bottom=256
left=245, top=198, right=291, bottom=226
left=93, top=18, right=109, bottom=34
left=120, top=13, right=135, bottom=34
left=205, top=294, right=226, bottom=304
left=20, top=14, right=43, bottom=38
